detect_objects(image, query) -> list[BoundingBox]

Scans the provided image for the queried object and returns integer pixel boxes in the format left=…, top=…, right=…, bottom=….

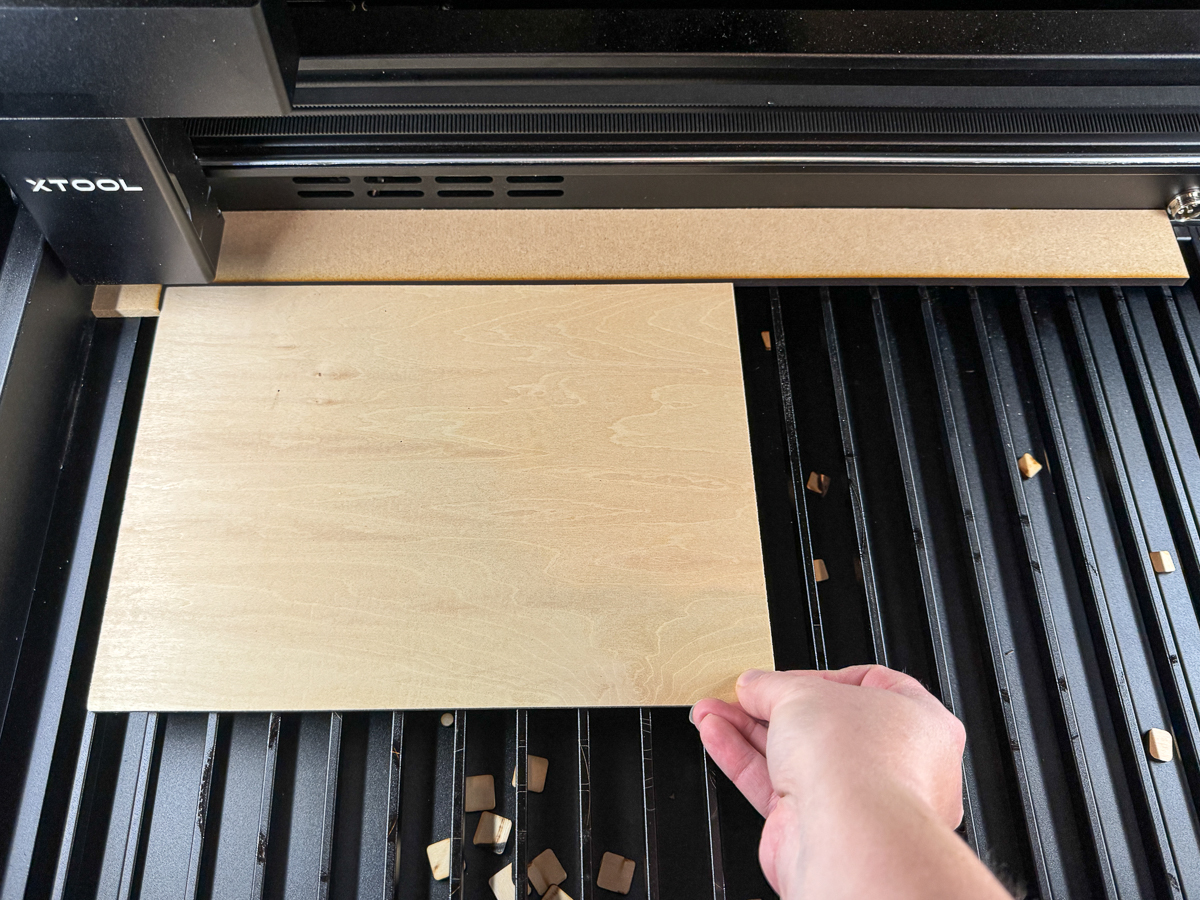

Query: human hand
left=692, top=666, right=1002, bottom=900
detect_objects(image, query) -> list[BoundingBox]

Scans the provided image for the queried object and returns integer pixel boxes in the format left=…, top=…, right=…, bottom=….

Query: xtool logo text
left=25, top=178, right=144, bottom=193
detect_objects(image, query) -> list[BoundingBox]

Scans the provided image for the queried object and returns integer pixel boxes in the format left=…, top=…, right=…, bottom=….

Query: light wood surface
left=89, top=282, right=771, bottom=711
left=214, top=208, right=1187, bottom=284
left=92, top=283, right=162, bottom=318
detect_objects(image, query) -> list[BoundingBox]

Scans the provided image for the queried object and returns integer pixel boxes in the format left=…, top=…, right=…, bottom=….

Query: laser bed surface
left=89, top=282, right=772, bottom=711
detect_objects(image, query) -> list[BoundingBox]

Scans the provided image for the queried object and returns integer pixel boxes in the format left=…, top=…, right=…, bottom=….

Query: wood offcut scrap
left=528, top=848, right=568, bottom=896
left=596, top=852, right=637, bottom=895
left=1017, top=453, right=1043, bottom=479
left=465, top=774, right=496, bottom=812
left=474, top=812, right=513, bottom=854
left=427, top=838, right=451, bottom=881
left=806, top=471, right=831, bottom=496
left=1151, top=550, right=1176, bottom=574
left=1147, top=728, right=1174, bottom=762
left=512, top=755, right=549, bottom=792
left=544, top=887, right=575, bottom=900
left=489, top=863, right=514, bottom=900
left=813, top=559, right=829, bottom=583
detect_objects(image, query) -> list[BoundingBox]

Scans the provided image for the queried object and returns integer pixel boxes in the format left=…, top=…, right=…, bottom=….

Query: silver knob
left=1168, top=188, right=1200, bottom=221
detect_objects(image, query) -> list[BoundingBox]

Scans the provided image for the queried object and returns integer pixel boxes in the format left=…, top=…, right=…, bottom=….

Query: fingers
left=691, top=698, right=768, bottom=756
left=735, top=665, right=938, bottom=722
left=696, top=713, right=774, bottom=817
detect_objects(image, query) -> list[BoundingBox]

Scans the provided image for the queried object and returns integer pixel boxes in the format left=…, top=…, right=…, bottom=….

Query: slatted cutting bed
left=15, top=255, right=1200, bottom=899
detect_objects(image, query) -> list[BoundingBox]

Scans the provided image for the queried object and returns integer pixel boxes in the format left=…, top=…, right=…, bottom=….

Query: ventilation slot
left=368, top=189, right=423, bottom=198
left=298, top=189, right=354, bottom=198
left=508, top=189, right=564, bottom=198
left=292, top=176, right=350, bottom=184
left=435, top=175, right=493, bottom=184
left=437, top=189, right=494, bottom=198
left=365, top=176, right=421, bottom=184
left=506, top=175, right=564, bottom=184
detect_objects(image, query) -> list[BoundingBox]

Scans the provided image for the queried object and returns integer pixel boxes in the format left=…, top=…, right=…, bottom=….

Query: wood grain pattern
left=89, top=283, right=771, bottom=711
left=214, top=208, right=1187, bottom=284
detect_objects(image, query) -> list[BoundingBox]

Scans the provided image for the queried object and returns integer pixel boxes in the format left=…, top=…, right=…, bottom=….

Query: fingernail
left=688, top=705, right=696, bottom=724
left=737, top=669, right=766, bottom=687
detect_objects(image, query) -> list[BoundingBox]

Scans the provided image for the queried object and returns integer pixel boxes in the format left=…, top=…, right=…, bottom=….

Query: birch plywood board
left=89, top=283, right=772, bottom=711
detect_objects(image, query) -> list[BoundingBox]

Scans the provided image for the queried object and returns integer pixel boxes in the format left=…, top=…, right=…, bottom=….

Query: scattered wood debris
left=596, top=852, right=637, bottom=895
left=528, top=848, right=568, bottom=895
left=806, top=471, right=831, bottom=496
left=1151, top=550, right=1176, bottom=574
left=544, top=887, right=575, bottom=900
left=1017, top=453, right=1043, bottom=479
left=761, top=330, right=772, bottom=350
left=489, top=863, right=514, bottom=900
left=512, top=755, right=549, bottom=793
left=465, top=774, right=496, bottom=812
left=426, top=838, right=451, bottom=881
left=474, top=811, right=513, bottom=854
left=813, top=559, right=829, bottom=583
left=1148, top=728, right=1174, bottom=762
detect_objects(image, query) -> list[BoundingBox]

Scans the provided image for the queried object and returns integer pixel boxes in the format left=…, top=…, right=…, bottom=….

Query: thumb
left=735, top=669, right=819, bottom=723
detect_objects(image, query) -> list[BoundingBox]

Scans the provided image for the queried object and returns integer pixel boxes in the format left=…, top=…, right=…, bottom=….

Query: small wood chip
left=1151, top=550, right=1176, bottom=574
left=761, top=330, right=772, bottom=350
left=596, top=852, right=636, bottom=895
left=544, top=887, right=576, bottom=900
left=1148, top=727, right=1174, bottom=762
left=473, top=811, right=513, bottom=854
left=512, top=754, right=549, bottom=792
left=806, top=471, right=831, bottom=496
left=1017, top=453, right=1043, bottom=479
left=528, top=848, right=567, bottom=895
left=488, top=864, right=514, bottom=900
left=426, top=838, right=451, bottom=881
left=465, top=774, right=496, bottom=812
left=813, top=559, right=829, bottom=583
left=440, top=712, right=454, bottom=727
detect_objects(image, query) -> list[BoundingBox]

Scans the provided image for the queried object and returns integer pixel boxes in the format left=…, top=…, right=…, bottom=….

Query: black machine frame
left=8, top=6, right=1200, bottom=900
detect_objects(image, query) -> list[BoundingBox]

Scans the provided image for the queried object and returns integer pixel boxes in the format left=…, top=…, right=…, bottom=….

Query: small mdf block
left=1148, top=728, right=1174, bottom=762
left=528, top=848, right=567, bottom=895
left=806, top=471, right=831, bottom=496
left=1151, top=551, right=1176, bottom=574
left=474, top=812, right=513, bottom=854
left=92, top=284, right=162, bottom=318
left=596, top=852, right=636, bottom=895
left=512, top=755, right=549, bottom=792
left=544, top=887, right=575, bottom=900
left=1017, top=453, right=1043, bottom=479
left=489, top=864, right=514, bottom=900
left=465, top=774, right=496, bottom=812
left=813, top=559, right=829, bottom=583
left=761, top=330, right=772, bottom=350
left=427, top=838, right=451, bottom=881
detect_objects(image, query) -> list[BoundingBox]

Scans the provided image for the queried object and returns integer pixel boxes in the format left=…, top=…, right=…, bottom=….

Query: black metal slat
left=511, top=710, right=528, bottom=900
left=449, top=710, right=466, bottom=899
left=251, top=713, right=283, bottom=900
left=638, top=710, right=660, bottom=900
left=49, top=712, right=97, bottom=900
left=969, top=289, right=1127, bottom=897
left=769, top=288, right=827, bottom=669
left=923, top=290, right=1081, bottom=897
left=319, top=712, right=343, bottom=899
left=868, top=290, right=992, bottom=859
left=701, top=751, right=726, bottom=900
left=820, top=290, right=887, bottom=666
left=1066, top=288, right=1200, bottom=810
left=117, top=712, right=159, bottom=900
left=186, top=714, right=219, bottom=900
left=577, top=710, right=593, bottom=900
left=1020, top=288, right=1194, bottom=897
left=384, top=712, right=404, bottom=900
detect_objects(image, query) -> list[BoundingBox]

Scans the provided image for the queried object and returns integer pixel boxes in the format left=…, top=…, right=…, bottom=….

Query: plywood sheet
left=90, top=283, right=772, bottom=711
left=215, top=208, right=1187, bottom=284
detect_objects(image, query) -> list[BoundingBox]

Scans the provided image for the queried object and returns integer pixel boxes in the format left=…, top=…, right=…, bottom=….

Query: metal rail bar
left=251, top=713, right=283, bottom=900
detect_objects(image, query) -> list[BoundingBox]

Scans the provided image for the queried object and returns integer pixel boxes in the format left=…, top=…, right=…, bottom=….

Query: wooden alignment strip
left=213, top=208, right=1187, bottom=285
left=92, top=284, right=161, bottom=318
left=1017, top=289, right=1189, bottom=893
left=967, top=290, right=1120, bottom=896
left=820, top=290, right=888, bottom=666
left=770, top=289, right=827, bottom=669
